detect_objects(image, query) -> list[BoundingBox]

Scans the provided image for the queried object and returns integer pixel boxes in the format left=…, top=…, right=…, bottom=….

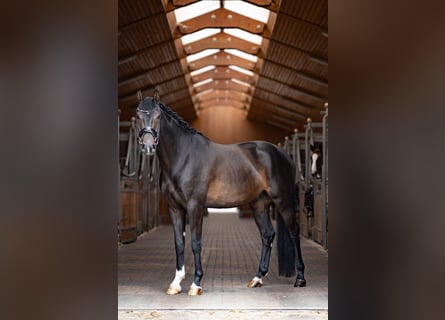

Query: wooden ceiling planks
left=118, top=0, right=328, bottom=131
left=249, top=0, right=328, bottom=130
left=161, top=0, right=277, bottom=125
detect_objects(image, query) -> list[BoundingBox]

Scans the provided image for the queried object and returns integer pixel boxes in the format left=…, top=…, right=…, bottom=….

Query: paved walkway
left=118, top=212, right=328, bottom=319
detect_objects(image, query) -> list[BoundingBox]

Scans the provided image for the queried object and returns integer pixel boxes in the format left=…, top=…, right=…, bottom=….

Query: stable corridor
left=118, top=212, right=328, bottom=318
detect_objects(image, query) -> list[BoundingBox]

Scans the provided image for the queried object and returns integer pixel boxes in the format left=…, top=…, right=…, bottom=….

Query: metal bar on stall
left=307, top=122, right=324, bottom=129
left=321, top=103, right=328, bottom=249
left=283, top=136, right=290, bottom=155
left=304, top=118, right=313, bottom=187
left=139, top=151, right=146, bottom=181
left=117, top=109, right=121, bottom=236
left=131, top=117, right=138, bottom=177
left=292, top=129, right=300, bottom=183
left=122, top=117, right=137, bottom=177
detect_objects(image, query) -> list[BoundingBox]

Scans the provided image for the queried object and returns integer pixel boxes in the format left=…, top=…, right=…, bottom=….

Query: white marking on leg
left=188, top=282, right=202, bottom=295
left=190, top=282, right=201, bottom=290
left=249, top=276, right=263, bottom=287
left=169, top=265, right=185, bottom=291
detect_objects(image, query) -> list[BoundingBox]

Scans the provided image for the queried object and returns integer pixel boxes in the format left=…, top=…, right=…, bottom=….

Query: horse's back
left=238, top=141, right=295, bottom=176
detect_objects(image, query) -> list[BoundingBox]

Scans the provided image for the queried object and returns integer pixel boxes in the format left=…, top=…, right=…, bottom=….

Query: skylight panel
left=193, top=78, right=213, bottom=88
left=231, top=78, right=250, bottom=87
left=174, top=1, right=221, bottom=23
left=224, top=49, right=257, bottom=62
left=190, top=65, right=216, bottom=77
left=187, top=49, right=219, bottom=63
left=182, top=28, right=221, bottom=46
left=229, top=65, right=254, bottom=76
left=196, top=88, right=214, bottom=97
left=224, top=28, right=262, bottom=45
left=223, top=0, right=270, bottom=23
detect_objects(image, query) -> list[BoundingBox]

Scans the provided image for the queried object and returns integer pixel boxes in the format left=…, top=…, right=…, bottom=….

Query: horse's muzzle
left=138, top=127, right=159, bottom=151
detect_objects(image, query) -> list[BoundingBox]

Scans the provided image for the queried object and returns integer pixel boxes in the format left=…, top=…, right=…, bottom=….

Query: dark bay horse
left=136, top=91, right=306, bottom=295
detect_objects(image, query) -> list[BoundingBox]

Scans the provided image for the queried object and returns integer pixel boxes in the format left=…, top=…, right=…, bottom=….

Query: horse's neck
left=156, top=117, right=199, bottom=171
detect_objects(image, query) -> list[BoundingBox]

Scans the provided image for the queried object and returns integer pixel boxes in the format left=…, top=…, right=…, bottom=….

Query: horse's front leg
left=166, top=205, right=186, bottom=295
left=187, top=203, right=205, bottom=296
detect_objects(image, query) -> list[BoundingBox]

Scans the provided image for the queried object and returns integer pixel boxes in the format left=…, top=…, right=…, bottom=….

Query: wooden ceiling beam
left=194, top=90, right=251, bottom=103
left=198, top=99, right=247, bottom=110
left=193, top=79, right=251, bottom=94
left=189, top=66, right=255, bottom=84
left=178, top=8, right=266, bottom=35
left=198, top=96, right=246, bottom=105
left=245, top=0, right=272, bottom=6
left=182, top=32, right=260, bottom=55
left=245, top=0, right=282, bottom=12
left=188, top=51, right=258, bottom=71
left=172, top=0, right=199, bottom=6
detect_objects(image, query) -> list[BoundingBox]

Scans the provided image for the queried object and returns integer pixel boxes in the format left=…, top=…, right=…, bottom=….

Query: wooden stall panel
left=120, top=179, right=138, bottom=244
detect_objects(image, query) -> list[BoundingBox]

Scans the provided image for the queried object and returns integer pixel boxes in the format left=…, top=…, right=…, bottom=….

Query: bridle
left=136, top=108, right=160, bottom=150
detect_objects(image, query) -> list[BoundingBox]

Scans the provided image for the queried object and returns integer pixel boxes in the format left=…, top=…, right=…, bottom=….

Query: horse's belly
left=205, top=176, right=265, bottom=208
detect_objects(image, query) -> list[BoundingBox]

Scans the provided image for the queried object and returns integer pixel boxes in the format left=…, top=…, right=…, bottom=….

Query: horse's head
left=310, top=142, right=323, bottom=178
left=136, top=90, right=161, bottom=153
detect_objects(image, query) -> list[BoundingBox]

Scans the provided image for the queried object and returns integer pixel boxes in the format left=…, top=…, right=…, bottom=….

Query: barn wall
left=190, top=106, right=290, bottom=144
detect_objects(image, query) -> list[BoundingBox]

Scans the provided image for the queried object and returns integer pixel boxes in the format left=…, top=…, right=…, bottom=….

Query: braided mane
left=138, top=96, right=205, bottom=137
left=159, top=102, right=206, bottom=138
left=159, top=103, right=193, bottom=133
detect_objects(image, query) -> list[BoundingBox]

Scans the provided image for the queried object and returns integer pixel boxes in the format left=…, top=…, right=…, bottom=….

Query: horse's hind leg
left=248, top=196, right=275, bottom=288
left=277, top=204, right=306, bottom=287
left=166, top=205, right=186, bottom=295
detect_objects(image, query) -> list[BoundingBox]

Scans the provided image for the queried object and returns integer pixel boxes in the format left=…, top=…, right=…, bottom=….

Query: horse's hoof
left=188, top=283, right=202, bottom=296
left=294, top=279, right=306, bottom=287
left=166, top=286, right=181, bottom=295
left=248, top=277, right=263, bottom=288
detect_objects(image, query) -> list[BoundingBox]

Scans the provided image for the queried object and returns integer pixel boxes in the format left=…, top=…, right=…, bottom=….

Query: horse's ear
left=137, top=90, right=143, bottom=102
left=153, top=89, right=160, bottom=104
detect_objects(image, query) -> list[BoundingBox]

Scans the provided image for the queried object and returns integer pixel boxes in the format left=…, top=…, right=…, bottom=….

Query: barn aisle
left=118, top=211, right=328, bottom=318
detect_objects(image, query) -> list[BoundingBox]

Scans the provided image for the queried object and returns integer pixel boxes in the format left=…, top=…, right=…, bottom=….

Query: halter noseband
left=136, top=107, right=160, bottom=150
left=138, top=127, right=159, bottom=147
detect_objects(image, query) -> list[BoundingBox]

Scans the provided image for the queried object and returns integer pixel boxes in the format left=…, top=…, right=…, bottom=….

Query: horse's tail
left=277, top=210, right=296, bottom=277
